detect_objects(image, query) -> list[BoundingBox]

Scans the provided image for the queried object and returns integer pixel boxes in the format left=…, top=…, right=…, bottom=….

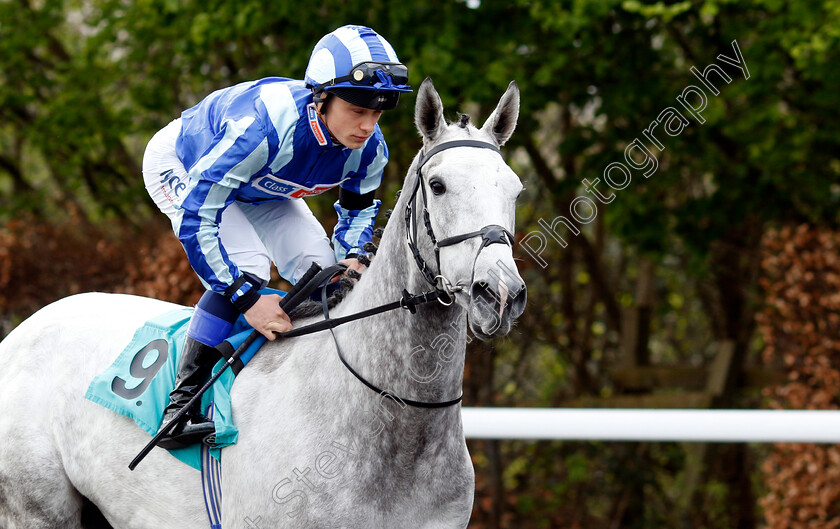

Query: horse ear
left=415, top=78, right=447, bottom=143
left=481, top=81, right=520, bottom=146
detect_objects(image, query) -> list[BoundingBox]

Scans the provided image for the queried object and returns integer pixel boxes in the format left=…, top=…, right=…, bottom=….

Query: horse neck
left=332, top=174, right=468, bottom=409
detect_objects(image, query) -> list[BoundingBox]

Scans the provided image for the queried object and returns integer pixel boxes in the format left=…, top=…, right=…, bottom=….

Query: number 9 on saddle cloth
left=84, top=287, right=295, bottom=470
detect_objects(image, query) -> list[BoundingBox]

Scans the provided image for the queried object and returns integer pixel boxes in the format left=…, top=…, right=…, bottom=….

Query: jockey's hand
left=243, top=293, right=292, bottom=341
left=334, top=257, right=367, bottom=282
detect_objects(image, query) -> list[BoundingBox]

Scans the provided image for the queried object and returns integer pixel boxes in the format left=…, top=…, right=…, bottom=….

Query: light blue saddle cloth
left=85, top=290, right=283, bottom=469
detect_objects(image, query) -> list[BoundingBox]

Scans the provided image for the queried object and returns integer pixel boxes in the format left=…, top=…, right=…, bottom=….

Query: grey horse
left=0, top=78, right=525, bottom=529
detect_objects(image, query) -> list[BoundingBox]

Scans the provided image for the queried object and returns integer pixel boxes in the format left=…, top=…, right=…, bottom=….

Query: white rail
left=461, top=408, right=840, bottom=443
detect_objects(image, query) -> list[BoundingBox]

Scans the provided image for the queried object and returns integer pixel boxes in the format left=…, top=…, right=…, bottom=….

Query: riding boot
left=156, top=336, right=221, bottom=449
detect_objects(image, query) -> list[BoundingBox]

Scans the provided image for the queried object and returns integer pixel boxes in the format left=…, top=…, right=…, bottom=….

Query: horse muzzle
left=467, top=274, right=527, bottom=340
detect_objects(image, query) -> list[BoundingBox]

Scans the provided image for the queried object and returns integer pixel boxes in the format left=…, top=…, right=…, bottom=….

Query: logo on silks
left=252, top=175, right=341, bottom=198
left=307, top=104, right=328, bottom=146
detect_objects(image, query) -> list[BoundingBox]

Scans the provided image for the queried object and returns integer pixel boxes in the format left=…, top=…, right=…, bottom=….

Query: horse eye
left=430, top=180, right=446, bottom=196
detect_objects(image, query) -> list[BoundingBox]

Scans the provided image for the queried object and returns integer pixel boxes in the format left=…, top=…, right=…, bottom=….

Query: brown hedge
left=759, top=224, right=840, bottom=529
left=0, top=214, right=203, bottom=326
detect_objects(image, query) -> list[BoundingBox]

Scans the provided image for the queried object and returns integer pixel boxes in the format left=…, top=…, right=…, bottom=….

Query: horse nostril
left=470, top=281, right=492, bottom=303
left=470, top=279, right=527, bottom=318
left=510, top=285, right=527, bottom=317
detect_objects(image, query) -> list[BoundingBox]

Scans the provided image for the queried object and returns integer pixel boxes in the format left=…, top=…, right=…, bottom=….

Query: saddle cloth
left=84, top=291, right=282, bottom=469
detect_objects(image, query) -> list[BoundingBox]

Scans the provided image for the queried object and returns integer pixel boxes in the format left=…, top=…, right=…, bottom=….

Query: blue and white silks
left=173, top=78, right=385, bottom=302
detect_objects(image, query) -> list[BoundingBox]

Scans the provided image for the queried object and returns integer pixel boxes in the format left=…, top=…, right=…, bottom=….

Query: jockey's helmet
left=305, top=25, right=411, bottom=111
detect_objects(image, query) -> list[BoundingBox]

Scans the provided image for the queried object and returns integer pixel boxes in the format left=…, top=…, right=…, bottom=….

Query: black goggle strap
left=315, top=63, right=408, bottom=91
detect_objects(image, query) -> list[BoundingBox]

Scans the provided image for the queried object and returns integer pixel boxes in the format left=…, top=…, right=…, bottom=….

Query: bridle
left=320, top=140, right=517, bottom=408
left=317, top=139, right=518, bottom=409
left=405, top=139, right=516, bottom=304
left=277, top=140, right=518, bottom=409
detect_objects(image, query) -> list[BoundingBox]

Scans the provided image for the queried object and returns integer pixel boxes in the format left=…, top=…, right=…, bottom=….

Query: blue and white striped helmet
left=305, top=25, right=411, bottom=110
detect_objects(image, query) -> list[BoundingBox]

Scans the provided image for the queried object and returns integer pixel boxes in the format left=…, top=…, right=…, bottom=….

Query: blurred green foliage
left=2, top=0, right=838, bottom=229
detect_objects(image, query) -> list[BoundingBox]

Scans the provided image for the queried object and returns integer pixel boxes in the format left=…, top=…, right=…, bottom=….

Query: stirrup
left=157, top=417, right=216, bottom=450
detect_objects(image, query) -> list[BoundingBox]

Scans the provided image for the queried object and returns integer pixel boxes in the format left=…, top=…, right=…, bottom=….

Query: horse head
left=406, top=78, right=527, bottom=340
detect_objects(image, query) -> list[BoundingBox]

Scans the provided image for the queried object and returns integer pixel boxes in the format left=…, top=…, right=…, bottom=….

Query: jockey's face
left=319, top=96, right=382, bottom=149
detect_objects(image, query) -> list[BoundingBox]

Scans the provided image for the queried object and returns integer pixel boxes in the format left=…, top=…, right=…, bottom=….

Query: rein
left=277, top=277, right=442, bottom=338
left=268, top=264, right=461, bottom=408
left=320, top=279, right=464, bottom=409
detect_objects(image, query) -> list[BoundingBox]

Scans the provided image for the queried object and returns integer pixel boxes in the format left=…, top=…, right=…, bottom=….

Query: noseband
left=405, top=140, right=515, bottom=303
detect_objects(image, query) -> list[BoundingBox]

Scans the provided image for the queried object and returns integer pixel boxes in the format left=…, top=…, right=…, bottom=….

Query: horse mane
left=287, top=274, right=358, bottom=319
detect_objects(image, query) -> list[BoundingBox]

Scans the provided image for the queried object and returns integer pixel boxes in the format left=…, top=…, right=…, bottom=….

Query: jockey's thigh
left=142, top=118, right=273, bottom=284
left=142, top=119, right=333, bottom=285
left=237, top=199, right=337, bottom=284
left=216, top=203, right=273, bottom=282
left=142, top=118, right=184, bottom=218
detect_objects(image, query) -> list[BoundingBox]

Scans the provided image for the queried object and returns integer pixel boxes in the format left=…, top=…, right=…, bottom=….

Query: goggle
left=317, top=61, right=409, bottom=90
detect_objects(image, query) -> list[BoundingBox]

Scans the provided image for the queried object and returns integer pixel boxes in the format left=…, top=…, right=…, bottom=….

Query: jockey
left=141, top=25, right=411, bottom=448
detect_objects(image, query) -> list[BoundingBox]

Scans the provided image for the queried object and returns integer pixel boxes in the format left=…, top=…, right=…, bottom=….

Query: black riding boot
left=157, top=336, right=221, bottom=449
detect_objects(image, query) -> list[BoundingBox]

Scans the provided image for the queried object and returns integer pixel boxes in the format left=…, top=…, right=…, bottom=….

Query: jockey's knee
left=291, top=251, right=336, bottom=284
left=187, top=290, right=242, bottom=347
left=232, top=254, right=272, bottom=285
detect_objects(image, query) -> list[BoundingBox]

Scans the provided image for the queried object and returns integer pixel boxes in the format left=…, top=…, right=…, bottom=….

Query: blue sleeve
left=339, top=129, right=387, bottom=195
left=332, top=199, right=382, bottom=260
left=332, top=132, right=387, bottom=260
left=174, top=115, right=271, bottom=299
